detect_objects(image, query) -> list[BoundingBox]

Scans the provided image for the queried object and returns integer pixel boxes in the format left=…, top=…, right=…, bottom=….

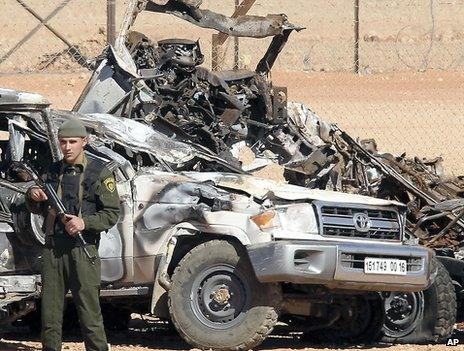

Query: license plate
left=364, top=258, right=407, bottom=275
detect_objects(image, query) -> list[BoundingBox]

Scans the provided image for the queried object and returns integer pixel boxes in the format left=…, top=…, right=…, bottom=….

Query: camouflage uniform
left=27, top=154, right=120, bottom=351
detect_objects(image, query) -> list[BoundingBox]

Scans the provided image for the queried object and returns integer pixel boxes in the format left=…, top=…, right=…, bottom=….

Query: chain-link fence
left=0, top=0, right=108, bottom=73
left=1, top=0, right=463, bottom=173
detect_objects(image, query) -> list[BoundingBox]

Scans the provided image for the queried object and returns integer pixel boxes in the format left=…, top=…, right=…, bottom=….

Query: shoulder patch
left=103, top=177, right=116, bottom=193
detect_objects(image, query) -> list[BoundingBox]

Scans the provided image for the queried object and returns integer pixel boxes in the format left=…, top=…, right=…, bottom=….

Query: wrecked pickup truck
left=71, top=0, right=459, bottom=344
left=0, top=87, right=433, bottom=350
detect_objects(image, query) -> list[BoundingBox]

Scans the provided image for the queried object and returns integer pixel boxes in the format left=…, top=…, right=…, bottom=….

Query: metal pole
left=211, top=34, right=219, bottom=71
left=234, top=0, right=240, bottom=70
left=107, top=0, right=116, bottom=46
left=212, top=33, right=219, bottom=71
left=354, top=0, right=360, bottom=74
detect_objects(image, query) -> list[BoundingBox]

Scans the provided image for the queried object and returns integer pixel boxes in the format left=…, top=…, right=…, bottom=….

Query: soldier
left=26, top=118, right=120, bottom=351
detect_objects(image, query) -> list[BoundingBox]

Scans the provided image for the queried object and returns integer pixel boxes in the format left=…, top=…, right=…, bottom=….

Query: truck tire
left=381, top=258, right=456, bottom=343
left=168, top=240, right=281, bottom=350
left=13, top=203, right=45, bottom=247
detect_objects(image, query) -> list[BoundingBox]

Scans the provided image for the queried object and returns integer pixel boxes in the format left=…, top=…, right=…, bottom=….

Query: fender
left=174, top=222, right=252, bottom=246
left=149, top=222, right=270, bottom=317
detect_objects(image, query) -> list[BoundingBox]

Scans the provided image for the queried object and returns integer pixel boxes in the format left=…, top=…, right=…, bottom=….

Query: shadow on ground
left=1, top=318, right=463, bottom=350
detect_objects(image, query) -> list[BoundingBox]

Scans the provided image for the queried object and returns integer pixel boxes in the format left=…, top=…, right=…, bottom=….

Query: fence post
left=233, top=0, right=240, bottom=70
left=107, top=0, right=116, bottom=46
left=212, top=33, right=220, bottom=71
left=354, top=0, right=360, bottom=74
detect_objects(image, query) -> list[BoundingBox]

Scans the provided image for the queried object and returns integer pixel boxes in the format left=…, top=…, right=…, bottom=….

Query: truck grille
left=316, top=204, right=402, bottom=241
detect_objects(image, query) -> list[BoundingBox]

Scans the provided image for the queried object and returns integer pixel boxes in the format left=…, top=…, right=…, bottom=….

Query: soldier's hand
left=28, top=186, right=48, bottom=202
left=63, top=214, right=85, bottom=237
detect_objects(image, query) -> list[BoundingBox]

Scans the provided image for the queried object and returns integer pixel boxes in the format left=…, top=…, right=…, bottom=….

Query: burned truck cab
left=0, top=88, right=56, bottom=325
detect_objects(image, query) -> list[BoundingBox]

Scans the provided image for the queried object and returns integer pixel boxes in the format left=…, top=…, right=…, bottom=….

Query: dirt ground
left=1, top=318, right=463, bottom=351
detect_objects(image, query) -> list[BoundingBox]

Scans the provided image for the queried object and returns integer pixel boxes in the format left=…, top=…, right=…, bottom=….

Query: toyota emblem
left=353, top=213, right=371, bottom=232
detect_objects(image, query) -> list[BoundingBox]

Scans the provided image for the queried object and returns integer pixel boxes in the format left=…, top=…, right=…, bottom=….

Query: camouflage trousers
left=41, top=243, right=108, bottom=351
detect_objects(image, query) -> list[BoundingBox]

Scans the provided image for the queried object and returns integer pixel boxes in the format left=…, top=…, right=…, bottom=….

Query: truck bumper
left=247, top=240, right=433, bottom=292
left=0, top=274, right=41, bottom=306
left=0, top=275, right=40, bottom=325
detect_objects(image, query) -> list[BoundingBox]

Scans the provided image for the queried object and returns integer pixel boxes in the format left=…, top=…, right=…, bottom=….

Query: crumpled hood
left=50, top=111, right=243, bottom=172
left=184, top=172, right=406, bottom=208
left=52, top=111, right=201, bottom=165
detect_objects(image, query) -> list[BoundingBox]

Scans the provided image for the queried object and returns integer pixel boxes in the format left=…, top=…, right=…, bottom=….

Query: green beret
left=58, top=118, right=88, bottom=138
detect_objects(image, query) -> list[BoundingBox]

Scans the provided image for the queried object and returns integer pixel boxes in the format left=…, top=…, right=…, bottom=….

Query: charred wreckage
left=0, top=0, right=462, bottom=349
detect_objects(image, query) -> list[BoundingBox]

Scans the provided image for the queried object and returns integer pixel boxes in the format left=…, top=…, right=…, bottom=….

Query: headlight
left=250, top=204, right=318, bottom=234
left=277, top=204, right=318, bottom=233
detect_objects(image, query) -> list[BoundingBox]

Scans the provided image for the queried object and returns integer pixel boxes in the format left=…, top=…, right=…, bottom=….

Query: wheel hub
left=191, top=264, right=250, bottom=329
left=391, top=295, right=412, bottom=313
left=383, top=291, right=424, bottom=338
left=211, top=286, right=231, bottom=305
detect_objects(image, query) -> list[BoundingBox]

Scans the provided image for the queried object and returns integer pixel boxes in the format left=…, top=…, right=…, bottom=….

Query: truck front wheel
left=381, top=258, right=456, bottom=343
left=168, top=240, right=282, bottom=350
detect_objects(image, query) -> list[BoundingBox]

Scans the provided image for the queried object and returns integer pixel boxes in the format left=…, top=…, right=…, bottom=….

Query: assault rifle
left=20, top=160, right=96, bottom=264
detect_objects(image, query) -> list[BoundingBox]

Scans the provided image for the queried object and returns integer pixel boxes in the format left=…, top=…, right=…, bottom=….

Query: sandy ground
left=1, top=318, right=463, bottom=351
